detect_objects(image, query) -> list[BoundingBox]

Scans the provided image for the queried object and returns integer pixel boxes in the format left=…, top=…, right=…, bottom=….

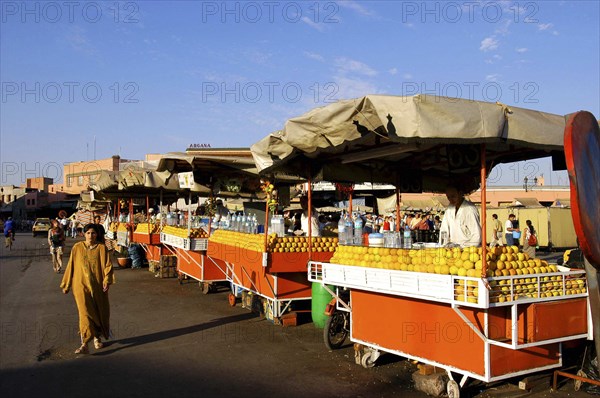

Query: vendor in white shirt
left=297, top=196, right=321, bottom=237
left=439, top=185, right=481, bottom=247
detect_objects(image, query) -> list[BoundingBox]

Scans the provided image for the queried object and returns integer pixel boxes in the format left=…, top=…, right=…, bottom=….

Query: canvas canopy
left=89, top=166, right=191, bottom=200
left=156, top=152, right=265, bottom=198
left=156, top=152, right=303, bottom=198
left=251, top=95, right=566, bottom=193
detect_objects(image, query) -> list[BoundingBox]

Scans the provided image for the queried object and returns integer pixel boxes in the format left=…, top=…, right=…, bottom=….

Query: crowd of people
left=270, top=187, right=537, bottom=257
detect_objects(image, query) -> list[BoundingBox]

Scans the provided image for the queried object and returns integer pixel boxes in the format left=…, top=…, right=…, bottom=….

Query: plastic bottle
left=353, top=213, right=363, bottom=245
left=251, top=214, right=258, bottom=234
left=345, top=212, right=354, bottom=246
left=236, top=214, right=242, bottom=232
left=338, top=212, right=347, bottom=245
left=403, top=225, right=412, bottom=249
left=242, top=214, right=249, bottom=233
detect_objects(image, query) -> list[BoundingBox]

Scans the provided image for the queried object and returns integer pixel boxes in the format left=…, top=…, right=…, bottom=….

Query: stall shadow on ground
left=95, top=312, right=259, bottom=355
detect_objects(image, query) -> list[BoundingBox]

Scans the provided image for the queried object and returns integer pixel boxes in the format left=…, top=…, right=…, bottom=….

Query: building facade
left=50, top=155, right=141, bottom=194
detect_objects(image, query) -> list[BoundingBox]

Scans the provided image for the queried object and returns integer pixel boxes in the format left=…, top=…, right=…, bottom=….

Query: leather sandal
left=93, top=337, right=103, bottom=349
left=75, top=343, right=89, bottom=354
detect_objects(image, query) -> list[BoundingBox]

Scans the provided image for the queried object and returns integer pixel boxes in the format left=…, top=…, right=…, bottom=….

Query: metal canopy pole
left=159, top=190, right=163, bottom=227
left=480, top=144, right=488, bottom=278
left=208, top=191, right=213, bottom=236
left=187, top=190, right=192, bottom=237
left=129, top=197, right=134, bottom=243
left=395, top=187, right=401, bottom=232
left=348, top=192, right=353, bottom=214
left=263, top=189, right=269, bottom=250
left=308, top=173, right=313, bottom=259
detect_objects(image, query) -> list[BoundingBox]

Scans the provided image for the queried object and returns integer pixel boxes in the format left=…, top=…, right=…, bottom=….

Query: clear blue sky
left=1, top=1, right=598, bottom=187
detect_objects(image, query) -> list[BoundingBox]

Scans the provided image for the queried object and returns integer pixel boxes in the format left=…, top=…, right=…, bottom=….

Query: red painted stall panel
left=175, top=248, right=227, bottom=282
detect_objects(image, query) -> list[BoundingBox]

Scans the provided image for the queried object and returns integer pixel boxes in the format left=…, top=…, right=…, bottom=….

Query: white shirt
left=505, top=220, right=513, bottom=233
left=439, top=200, right=481, bottom=247
left=300, top=211, right=321, bottom=237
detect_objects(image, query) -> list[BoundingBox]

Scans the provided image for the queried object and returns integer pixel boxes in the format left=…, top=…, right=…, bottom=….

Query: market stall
left=157, top=151, right=337, bottom=319
left=90, top=166, right=182, bottom=267
left=208, top=230, right=336, bottom=322
left=251, top=94, right=594, bottom=396
left=156, top=153, right=267, bottom=292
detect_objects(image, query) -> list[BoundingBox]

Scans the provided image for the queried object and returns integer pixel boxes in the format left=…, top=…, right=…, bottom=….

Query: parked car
left=32, top=218, right=51, bottom=237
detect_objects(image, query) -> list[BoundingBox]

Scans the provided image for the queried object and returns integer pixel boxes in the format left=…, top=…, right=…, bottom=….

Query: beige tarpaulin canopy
left=512, top=197, right=543, bottom=207
left=251, top=131, right=295, bottom=174
left=76, top=192, right=111, bottom=212
left=156, top=152, right=303, bottom=198
left=89, top=166, right=193, bottom=200
left=156, top=152, right=266, bottom=198
left=251, top=94, right=566, bottom=193
left=376, top=194, right=443, bottom=214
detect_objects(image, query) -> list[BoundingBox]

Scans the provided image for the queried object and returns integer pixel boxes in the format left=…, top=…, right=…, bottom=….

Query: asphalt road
left=0, top=234, right=594, bottom=398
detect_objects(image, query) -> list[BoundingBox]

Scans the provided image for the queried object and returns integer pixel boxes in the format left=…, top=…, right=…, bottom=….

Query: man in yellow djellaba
left=60, top=223, right=115, bottom=354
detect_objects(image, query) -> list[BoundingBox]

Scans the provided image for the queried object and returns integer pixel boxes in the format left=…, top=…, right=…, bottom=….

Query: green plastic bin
left=311, top=282, right=334, bottom=328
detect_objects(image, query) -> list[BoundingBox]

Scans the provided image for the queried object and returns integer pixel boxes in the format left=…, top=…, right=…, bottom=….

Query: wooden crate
left=160, top=255, right=177, bottom=268
left=149, top=260, right=160, bottom=273
left=158, top=266, right=177, bottom=278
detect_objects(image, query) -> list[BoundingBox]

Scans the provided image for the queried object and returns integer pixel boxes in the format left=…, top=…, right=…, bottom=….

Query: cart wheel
left=361, top=352, right=376, bottom=369
left=200, top=282, right=211, bottom=295
left=447, top=380, right=460, bottom=398
left=323, top=311, right=349, bottom=350
left=574, top=370, right=587, bottom=391
left=228, top=293, right=237, bottom=307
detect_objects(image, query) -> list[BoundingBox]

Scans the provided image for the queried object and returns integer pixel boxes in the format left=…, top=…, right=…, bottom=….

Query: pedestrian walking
left=505, top=214, right=518, bottom=246
left=59, top=216, right=70, bottom=238
left=523, top=220, right=537, bottom=258
left=70, top=219, right=79, bottom=238
left=490, top=214, right=503, bottom=247
left=48, top=219, right=65, bottom=273
left=3, top=217, right=15, bottom=249
left=94, top=215, right=106, bottom=243
left=60, top=223, right=114, bottom=354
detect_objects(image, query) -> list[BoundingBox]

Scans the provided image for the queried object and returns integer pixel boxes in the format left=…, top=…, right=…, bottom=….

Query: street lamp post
left=523, top=176, right=538, bottom=192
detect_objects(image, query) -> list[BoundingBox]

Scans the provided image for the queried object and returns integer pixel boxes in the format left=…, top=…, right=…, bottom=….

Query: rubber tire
left=447, top=380, right=460, bottom=398
left=323, top=311, right=349, bottom=350
left=361, top=352, right=376, bottom=369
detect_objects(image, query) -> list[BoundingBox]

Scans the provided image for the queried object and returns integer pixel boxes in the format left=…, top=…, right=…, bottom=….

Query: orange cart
left=252, top=95, right=597, bottom=396
left=207, top=235, right=334, bottom=322
left=308, top=260, right=591, bottom=395
left=159, top=229, right=228, bottom=293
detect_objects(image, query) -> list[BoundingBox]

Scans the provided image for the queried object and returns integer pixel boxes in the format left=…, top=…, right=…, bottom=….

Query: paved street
left=0, top=234, right=593, bottom=398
